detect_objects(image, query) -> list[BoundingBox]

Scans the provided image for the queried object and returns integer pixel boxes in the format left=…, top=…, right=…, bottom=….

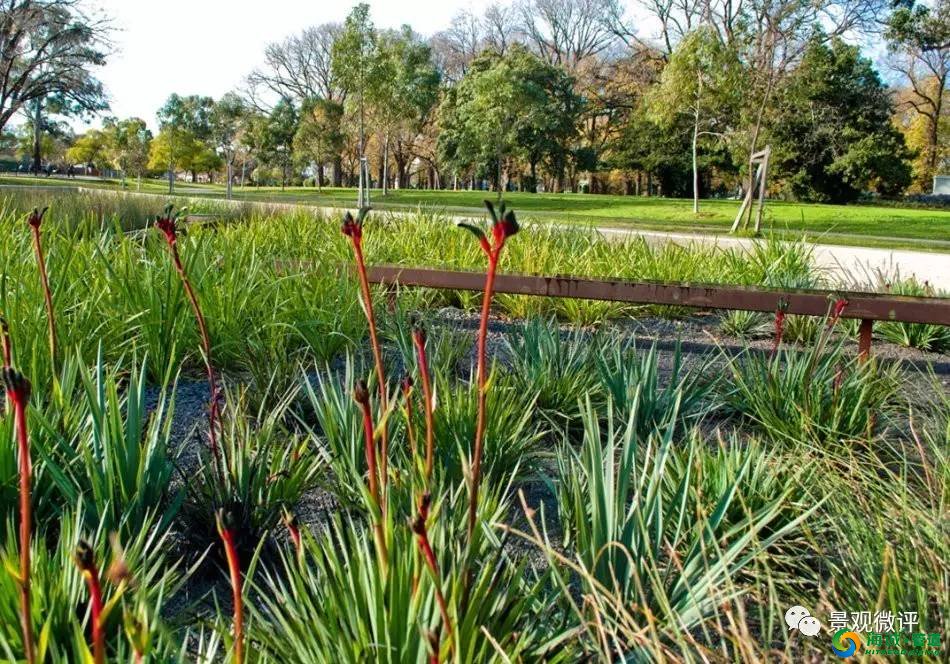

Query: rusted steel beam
left=858, top=319, right=874, bottom=361
left=367, top=266, right=950, bottom=326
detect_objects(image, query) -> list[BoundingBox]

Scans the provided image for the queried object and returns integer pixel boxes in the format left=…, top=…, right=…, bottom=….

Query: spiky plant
left=36, top=351, right=179, bottom=535
left=545, top=396, right=816, bottom=659
left=249, top=486, right=572, bottom=663
left=723, top=336, right=901, bottom=446
left=596, top=339, right=716, bottom=437
left=504, top=318, right=603, bottom=421
left=0, top=509, right=190, bottom=662
left=354, top=378, right=389, bottom=564
left=186, top=385, right=322, bottom=557
left=457, top=199, right=519, bottom=543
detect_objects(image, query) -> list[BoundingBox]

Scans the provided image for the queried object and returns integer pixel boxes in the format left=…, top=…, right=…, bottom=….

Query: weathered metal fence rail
left=367, top=265, right=950, bottom=358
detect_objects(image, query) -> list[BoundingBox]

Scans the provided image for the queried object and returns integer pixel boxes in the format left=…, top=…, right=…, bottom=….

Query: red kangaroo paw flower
left=27, top=207, right=57, bottom=373
left=828, top=298, right=848, bottom=329
left=342, top=208, right=389, bottom=493
left=74, top=541, right=105, bottom=664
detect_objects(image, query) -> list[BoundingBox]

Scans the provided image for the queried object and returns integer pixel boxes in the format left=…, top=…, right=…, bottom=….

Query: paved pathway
left=585, top=226, right=950, bottom=291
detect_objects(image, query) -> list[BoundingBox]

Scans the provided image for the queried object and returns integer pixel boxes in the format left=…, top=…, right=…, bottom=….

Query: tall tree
left=516, top=0, right=619, bottom=71
left=888, top=0, right=950, bottom=188
left=65, top=127, right=106, bottom=172
left=332, top=3, right=380, bottom=163
left=332, top=3, right=380, bottom=200
left=210, top=93, right=247, bottom=198
left=156, top=93, right=215, bottom=184
left=649, top=26, right=742, bottom=212
left=771, top=36, right=912, bottom=203
left=294, top=97, right=345, bottom=187
left=0, top=0, right=110, bottom=131
left=0, top=0, right=110, bottom=167
left=437, top=45, right=581, bottom=192
left=102, top=116, right=151, bottom=186
left=259, top=97, right=298, bottom=188
left=371, top=27, right=440, bottom=193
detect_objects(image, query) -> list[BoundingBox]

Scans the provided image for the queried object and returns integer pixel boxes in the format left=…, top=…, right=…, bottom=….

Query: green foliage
left=438, top=45, right=582, bottom=190
left=250, top=489, right=572, bottom=663
left=552, top=397, right=812, bottom=658
left=722, top=337, right=901, bottom=445
left=504, top=318, right=602, bottom=418
left=0, top=509, right=189, bottom=662
left=35, top=351, right=180, bottom=535
left=596, top=339, right=716, bottom=437
left=430, top=370, right=546, bottom=486
left=185, top=385, right=324, bottom=556
left=875, top=278, right=950, bottom=352
left=772, top=36, right=913, bottom=202
left=101, top=117, right=152, bottom=179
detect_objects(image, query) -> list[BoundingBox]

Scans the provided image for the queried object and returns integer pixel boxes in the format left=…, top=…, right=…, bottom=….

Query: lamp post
left=217, top=145, right=234, bottom=200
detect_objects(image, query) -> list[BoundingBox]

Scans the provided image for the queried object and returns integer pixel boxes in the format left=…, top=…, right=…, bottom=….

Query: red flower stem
left=166, top=243, right=220, bottom=462
left=352, top=239, right=389, bottom=498
left=467, top=251, right=499, bottom=543
left=219, top=528, right=244, bottom=664
left=29, top=224, right=57, bottom=375
left=79, top=557, right=105, bottom=664
left=412, top=331, right=435, bottom=483
left=5, top=373, right=34, bottom=664
left=357, top=396, right=380, bottom=507
left=356, top=387, right=388, bottom=563
left=15, top=400, right=33, bottom=664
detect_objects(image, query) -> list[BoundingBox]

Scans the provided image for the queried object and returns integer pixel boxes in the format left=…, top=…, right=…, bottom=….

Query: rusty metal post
left=858, top=319, right=873, bottom=361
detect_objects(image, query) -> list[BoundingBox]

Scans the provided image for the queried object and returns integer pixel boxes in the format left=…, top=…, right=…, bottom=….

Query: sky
left=84, top=0, right=502, bottom=130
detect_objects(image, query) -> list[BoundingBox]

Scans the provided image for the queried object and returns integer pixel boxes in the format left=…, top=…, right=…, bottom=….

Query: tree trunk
left=32, top=99, right=42, bottom=175
left=226, top=162, right=233, bottom=200
left=382, top=135, right=389, bottom=195
left=692, top=113, right=700, bottom=214
left=928, top=101, right=942, bottom=184
left=333, top=156, right=343, bottom=187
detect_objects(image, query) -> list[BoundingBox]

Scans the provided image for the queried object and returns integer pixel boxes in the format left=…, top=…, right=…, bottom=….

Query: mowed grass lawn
left=4, top=175, right=950, bottom=249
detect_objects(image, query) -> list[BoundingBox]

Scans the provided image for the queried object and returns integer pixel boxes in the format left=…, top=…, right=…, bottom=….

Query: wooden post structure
left=730, top=146, right=771, bottom=233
